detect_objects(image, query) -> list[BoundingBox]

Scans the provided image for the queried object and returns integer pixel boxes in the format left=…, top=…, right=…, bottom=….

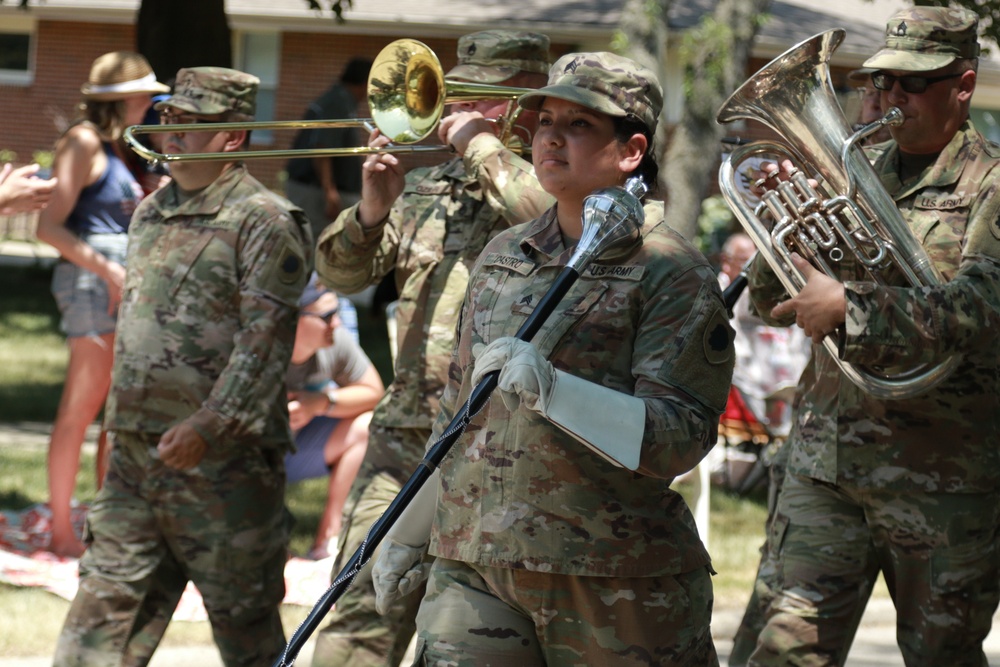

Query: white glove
left=372, top=468, right=440, bottom=615
left=471, top=337, right=555, bottom=413
left=372, top=538, right=431, bottom=615
left=472, top=337, right=646, bottom=470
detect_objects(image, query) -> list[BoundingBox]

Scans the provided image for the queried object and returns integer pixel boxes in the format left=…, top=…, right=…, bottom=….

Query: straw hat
left=80, top=51, right=170, bottom=101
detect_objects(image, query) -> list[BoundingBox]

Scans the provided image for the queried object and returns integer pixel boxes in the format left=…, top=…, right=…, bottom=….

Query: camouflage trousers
left=729, top=440, right=871, bottom=665
left=749, top=473, right=1000, bottom=667
left=311, top=424, right=429, bottom=667
left=53, top=431, right=290, bottom=667
left=410, top=557, right=719, bottom=667
left=728, top=442, right=788, bottom=667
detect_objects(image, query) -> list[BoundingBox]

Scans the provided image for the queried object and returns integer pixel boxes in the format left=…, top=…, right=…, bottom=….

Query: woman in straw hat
left=372, top=52, right=734, bottom=664
left=35, top=51, right=169, bottom=558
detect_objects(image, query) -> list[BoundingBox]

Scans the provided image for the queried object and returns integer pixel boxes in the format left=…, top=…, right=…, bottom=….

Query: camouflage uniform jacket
left=105, top=164, right=312, bottom=449
left=428, top=205, right=735, bottom=577
left=748, top=119, right=1000, bottom=493
left=315, top=134, right=553, bottom=435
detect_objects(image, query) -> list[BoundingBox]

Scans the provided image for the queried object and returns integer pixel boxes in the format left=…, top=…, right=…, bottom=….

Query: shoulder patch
left=278, top=248, right=305, bottom=285
left=983, top=140, right=1000, bottom=159
left=703, top=309, right=733, bottom=365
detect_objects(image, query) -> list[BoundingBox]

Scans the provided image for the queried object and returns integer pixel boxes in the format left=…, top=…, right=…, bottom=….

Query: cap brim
left=154, top=96, right=228, bottom=115
left=863, top=49, right=955, bottom=72
left=518, top=84, right=626, bottom=118
left=446, top=64, right=519, bottom=84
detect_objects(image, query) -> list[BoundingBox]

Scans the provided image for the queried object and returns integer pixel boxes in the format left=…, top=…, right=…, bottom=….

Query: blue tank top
left=65, top=141, right=143, bottom=236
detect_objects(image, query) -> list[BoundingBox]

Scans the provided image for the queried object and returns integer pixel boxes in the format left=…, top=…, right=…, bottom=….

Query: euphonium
left=716, top=29, right=960, bottom=400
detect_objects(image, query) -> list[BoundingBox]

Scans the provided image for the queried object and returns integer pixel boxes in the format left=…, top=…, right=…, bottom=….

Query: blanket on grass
left=0, top=503, right=334, bottom=622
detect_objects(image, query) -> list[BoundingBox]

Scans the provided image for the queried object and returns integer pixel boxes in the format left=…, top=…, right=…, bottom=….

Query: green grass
left=0, top=442, right=334, bottom=657
left=0, top=265, right=67, bottom=422
left=0, top=448, right=770, bottom=658
left=0, top=263, right=357, bottom=656
left=0, top=263, right=878, bottom=658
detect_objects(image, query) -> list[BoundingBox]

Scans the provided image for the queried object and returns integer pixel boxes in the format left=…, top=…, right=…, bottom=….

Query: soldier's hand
left=438, top=111, right=492, bottom=156
left=358, top=129, right=405, bottom=228
left=372, top=538, right=431, bottom=615
left=771, top=253, right=846, bottom=344
left=750, top=158, right=818, bottom=197
left=158, top=421, right=209, bottom=469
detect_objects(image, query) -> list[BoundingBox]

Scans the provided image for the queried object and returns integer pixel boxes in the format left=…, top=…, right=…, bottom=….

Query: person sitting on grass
left=286, top=274, right=384, bottom=560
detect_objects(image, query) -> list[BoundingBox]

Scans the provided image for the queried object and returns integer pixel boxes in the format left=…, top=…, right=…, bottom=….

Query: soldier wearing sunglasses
left=745, top=7, right=1000, bottom=667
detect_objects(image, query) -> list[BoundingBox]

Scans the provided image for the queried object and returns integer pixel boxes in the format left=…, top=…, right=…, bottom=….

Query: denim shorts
left=51, top=232, right=128, bottom=338
left=285, top=416, right=341, bottom=483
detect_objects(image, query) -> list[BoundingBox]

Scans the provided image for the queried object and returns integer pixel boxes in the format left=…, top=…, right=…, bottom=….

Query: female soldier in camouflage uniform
left=375, top=52, right=735, bottom=665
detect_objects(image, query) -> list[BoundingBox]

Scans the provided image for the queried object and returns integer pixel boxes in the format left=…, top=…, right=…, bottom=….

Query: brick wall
left=0, top=20, right=477, bottom=193
left=0, top=21, right=139, bottom=167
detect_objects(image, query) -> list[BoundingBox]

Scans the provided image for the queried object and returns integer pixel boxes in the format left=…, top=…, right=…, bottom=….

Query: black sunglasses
left=300, top=307, right=339, bottom=324
left=870, top=71, right=962, bottom=95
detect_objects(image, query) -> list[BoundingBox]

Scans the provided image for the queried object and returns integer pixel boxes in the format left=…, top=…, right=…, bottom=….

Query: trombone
left=124, top=38, right=534, bottom=163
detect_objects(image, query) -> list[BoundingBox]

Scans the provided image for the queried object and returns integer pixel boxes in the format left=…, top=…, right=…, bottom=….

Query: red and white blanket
left=0, top=504, right=334, bottom=622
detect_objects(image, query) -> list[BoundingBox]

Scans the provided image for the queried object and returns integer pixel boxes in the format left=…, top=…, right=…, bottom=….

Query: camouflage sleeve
left=187, top=209, right=311, bottom=445
left=636, top=261, right=736, bottom=480
left=463, top=133, right=555, bottom=223
left=842, top=181, right=1000, bottom=366
left=314, top=201, right=401, bottom=294
left=842, top=258, right=1000, bottom=366
left=746, top=253, right=796, bottom=326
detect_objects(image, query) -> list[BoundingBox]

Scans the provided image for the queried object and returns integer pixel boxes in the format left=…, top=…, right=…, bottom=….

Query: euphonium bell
left=716, top=29, right=960, bottom=400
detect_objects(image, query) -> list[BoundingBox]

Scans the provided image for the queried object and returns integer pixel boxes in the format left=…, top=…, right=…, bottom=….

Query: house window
left=0, top=16, right=34, bottom=85
left=236, top=31, right=280, bottom=144
left=971, top=108, right=1000, bottom=145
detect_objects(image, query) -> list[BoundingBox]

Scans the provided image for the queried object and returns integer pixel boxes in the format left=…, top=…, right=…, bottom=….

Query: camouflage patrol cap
left=155, top=67, right=259, bottom=118
left=517, top=52, right=662, bottom=134
left=863, top=6, right=980, bottom=72
left=447, top=31, right=551, bottom=84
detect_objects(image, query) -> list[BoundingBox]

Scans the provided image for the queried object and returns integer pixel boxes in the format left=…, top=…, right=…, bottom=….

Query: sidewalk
left=3, top=421, right=1000, bottom=666
left=0, top=240, right=57, bottom=269
left=0, top=598, right=960, bottom=667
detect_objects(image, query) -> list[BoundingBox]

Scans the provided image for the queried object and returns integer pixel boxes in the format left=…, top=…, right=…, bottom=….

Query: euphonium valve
left=716, top=29, right=960, bottom=400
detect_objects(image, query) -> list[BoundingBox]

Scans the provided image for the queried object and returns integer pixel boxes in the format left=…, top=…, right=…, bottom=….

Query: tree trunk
left=661, top=0, right=773, bottom=240
left=616, top=0, right=671, bottom=192
left=136, top=0, right=232, bottom=85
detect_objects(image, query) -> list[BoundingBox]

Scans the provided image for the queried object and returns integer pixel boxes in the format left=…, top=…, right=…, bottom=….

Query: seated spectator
left=286, top=275, right=384, bottom=560
left=719, top=232, right=809, bottom=429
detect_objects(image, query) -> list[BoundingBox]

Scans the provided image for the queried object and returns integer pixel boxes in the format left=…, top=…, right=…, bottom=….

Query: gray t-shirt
left=286, top=327, right=372, bottom=392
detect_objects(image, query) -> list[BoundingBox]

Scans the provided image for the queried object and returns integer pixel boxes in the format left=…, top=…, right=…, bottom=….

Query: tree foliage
left=909, top=0, right=1000, bottom=50
left=658, top=0, right=773, bottom=241
left=304, top=0, right=353, bottom=22
left=1, top=0, right=353, bottom=22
